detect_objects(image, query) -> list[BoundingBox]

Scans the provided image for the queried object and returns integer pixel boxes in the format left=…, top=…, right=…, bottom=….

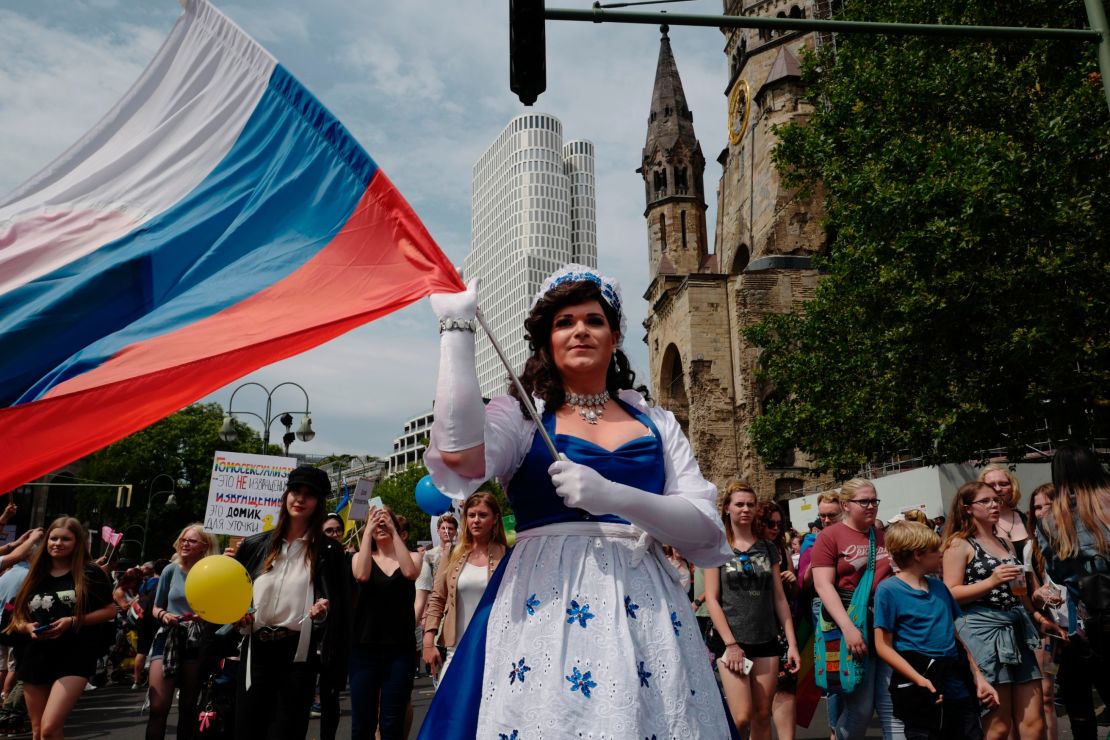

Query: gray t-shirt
left=719, top=539, right=781, bottom=645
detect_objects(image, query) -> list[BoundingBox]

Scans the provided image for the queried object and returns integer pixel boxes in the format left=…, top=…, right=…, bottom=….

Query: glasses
left=970, top=497, right=1003, bottom=508
left=323, top=527, right=342, bottom=535
left=847, top=499, right=880, bottom=508
left=736, top=553, right=755, bottom=574
left=180, top=538, right=201, bottom=546
left=765, top=520, right=782, bottom=529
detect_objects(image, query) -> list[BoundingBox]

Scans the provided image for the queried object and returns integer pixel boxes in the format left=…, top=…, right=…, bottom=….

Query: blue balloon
left=415, top=475, right=452, bottom=516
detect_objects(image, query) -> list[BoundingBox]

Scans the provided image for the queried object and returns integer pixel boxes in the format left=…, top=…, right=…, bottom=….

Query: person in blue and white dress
left=418, top=264, right=734, bottom=739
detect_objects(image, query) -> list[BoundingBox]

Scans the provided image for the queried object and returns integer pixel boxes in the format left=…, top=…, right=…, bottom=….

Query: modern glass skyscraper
left=465, top=112, right=597, bottom=398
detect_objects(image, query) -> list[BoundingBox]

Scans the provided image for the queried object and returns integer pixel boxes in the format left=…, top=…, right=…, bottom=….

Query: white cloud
left=1, top=0, right=732, bottom=456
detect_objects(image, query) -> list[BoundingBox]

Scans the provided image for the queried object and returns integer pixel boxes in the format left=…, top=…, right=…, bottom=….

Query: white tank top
left=454, top=561, right=489, bottom=640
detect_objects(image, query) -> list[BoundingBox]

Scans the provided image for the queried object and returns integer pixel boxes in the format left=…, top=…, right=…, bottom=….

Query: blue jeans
left=349, top=645, right=414, bottom=740
left=834, top=657, right=905, bottom=740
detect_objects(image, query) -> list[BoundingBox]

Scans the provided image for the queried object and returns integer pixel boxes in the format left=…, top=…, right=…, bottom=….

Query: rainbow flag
left=0, top=0, right=463, bottom=492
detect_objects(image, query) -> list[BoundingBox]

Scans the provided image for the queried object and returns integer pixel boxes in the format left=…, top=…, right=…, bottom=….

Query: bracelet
left=439, top=318, right=476, bottom=334
left=723, top=641, right=738, bottom=648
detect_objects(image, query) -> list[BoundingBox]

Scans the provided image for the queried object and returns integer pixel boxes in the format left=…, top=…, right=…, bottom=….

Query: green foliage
left=77, top=403, right=266, bottom=561
left=751, top=0, right=1110, bottom=476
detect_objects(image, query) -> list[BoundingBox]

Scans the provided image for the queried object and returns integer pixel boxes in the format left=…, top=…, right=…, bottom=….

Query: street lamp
left=141, top=474, right=177, bottom=562
left=218, top=382, right=316, bottom=455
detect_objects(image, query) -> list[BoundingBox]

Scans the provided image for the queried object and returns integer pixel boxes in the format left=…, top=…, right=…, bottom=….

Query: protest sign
left=347, top=478, right=376, bottom=521
left=204, top=451, right=296, bottom=536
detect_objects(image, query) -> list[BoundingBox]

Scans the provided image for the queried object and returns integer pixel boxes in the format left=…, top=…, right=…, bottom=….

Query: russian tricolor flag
left=0, top=0, right=464, bottom=492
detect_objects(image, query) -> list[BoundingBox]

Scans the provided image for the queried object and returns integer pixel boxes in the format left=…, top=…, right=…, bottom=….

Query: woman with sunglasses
left=705, top=482, right=800, bottom=739
left=978, top=465, right=1030, bottom=563
left=757, top=501, right=801, bottom=740
left=942, top=481, right=1064, bottom=739
left=810, top=479, right=900, bottom=739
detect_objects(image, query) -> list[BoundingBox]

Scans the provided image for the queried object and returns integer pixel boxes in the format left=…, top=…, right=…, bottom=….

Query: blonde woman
left=978, top=464, right=1029, bottom=563
left=704, top=482, right=800, bottom=739
left=422, top=492, right=508, bottom=681
left=810, top=479, right=901, bottom=740
left=146, top=523, right=218, bottom=740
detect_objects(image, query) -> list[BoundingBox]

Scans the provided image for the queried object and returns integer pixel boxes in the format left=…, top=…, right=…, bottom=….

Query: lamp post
left=142, top=474, right=177, bottom=562
left=218, top=382, right=316, bottom=455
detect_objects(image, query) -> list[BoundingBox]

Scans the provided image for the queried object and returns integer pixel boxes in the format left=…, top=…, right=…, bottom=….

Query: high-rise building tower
left=465, top=113, right=597, bottom=397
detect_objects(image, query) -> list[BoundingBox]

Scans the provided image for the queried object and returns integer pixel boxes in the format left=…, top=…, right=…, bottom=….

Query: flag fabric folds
left=0, top=0, right=464, bottom=492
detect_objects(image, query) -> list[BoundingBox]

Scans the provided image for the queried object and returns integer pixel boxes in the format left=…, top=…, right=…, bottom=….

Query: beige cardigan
left=422, top=543, right=506, bottom=648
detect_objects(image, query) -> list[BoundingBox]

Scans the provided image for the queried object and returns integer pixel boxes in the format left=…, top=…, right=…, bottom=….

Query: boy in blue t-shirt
left=874, top=522, right=999, bottom=740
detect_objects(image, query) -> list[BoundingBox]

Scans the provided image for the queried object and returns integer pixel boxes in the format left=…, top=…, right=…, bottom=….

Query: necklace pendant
left=585, top=409, right=598, bottom=424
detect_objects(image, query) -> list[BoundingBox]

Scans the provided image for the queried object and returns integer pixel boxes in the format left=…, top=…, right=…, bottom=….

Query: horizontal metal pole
left=546, top=8, right=1102, bottom=42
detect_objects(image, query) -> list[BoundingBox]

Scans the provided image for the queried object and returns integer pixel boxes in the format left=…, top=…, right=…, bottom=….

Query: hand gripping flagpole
left=474, top=308, right=561, bottom=463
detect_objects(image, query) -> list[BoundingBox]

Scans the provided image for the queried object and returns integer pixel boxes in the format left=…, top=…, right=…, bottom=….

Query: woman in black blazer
left=233, top=465, right=351, bottom=740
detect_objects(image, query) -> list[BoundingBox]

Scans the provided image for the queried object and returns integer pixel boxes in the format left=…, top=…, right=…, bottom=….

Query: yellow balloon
left=184, top=555, right=253, bottom=624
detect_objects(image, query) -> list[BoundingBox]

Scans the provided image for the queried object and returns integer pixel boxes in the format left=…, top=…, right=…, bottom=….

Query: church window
left=681, top=211, right=688, bottom=249
left=659, top=213, right=667, bottom=251
left=675, top=167, right=688, bottom=193
left=653, top=169, right=667, bottom=196
left=789, top=5, right=803, bottom=18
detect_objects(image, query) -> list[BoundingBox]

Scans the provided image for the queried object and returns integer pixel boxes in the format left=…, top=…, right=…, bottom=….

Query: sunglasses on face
left=764, top=520, right=782, bottom=529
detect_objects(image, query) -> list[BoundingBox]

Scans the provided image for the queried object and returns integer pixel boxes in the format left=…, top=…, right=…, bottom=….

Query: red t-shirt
left=810, top=522, right=893, bottom=596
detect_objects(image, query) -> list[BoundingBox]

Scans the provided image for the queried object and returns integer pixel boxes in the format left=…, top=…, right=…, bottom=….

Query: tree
left=77, top=403, right=266, bottom=561
left=748, top=0, right=1110, bottom=476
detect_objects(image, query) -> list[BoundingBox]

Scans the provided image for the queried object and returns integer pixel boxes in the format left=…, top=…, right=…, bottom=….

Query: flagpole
left=474, top=309, right=560, bottom=463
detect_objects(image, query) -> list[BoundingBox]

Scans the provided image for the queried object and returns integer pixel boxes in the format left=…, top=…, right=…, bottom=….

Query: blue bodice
left=506, top=399, right=666, bottom=531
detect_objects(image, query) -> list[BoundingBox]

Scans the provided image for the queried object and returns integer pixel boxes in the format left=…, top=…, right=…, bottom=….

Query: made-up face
left=549, top=300, right=619, bottom=384
left=982, top=470, right=1015, bottom=507
left=285, top=484, right=319, bottom=521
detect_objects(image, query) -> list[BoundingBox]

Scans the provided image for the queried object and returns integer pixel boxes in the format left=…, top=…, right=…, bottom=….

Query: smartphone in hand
left=32, top=624, right=50, bottom=634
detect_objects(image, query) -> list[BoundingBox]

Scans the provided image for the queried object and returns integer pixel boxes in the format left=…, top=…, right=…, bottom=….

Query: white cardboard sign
left=347, top=477, right=377, bottom=521
left=204, top=451, right=296, bottom=536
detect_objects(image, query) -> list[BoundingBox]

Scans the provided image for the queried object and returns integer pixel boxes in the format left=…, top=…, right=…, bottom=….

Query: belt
left=254, top=626, right=298, bottom=642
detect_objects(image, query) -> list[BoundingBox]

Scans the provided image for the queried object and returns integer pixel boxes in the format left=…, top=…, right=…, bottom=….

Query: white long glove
left=549, top=457, right=716, bottom=553
left=430, top=279, right=485, bottom=451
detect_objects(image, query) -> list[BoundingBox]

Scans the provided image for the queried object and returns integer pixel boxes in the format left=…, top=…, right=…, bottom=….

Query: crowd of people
left=0, top=263, right=1106, bottom=740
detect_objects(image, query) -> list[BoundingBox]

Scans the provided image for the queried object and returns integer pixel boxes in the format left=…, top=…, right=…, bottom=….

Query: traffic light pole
left=527, top=5, right=1110, bottom=112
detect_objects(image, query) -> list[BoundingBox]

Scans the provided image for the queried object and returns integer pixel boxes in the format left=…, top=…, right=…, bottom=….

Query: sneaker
left=309, top=703, right=321, bottom=719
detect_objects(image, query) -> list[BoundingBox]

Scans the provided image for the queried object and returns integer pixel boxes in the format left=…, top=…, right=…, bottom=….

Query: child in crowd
left=873, top=522, right=999, bottom=740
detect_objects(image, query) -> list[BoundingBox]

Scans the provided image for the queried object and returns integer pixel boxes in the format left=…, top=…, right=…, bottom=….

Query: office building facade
left=465, top=113, right=597, bottom=398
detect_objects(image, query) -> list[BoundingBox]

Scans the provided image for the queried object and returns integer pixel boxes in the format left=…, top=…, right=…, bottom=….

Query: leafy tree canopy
left=750, top=0, right=1110, bottom=477
left=76, top=403, right=267, bottom=562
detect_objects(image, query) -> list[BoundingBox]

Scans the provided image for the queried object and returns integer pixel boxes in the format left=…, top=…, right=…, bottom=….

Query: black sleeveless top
left=352, top=557, right=415, bottom=649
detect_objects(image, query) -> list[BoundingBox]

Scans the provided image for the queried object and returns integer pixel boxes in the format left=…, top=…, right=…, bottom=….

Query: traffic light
left=117, top=484, right=132, bottom=507
left=510, top=0, right=546, bottom=106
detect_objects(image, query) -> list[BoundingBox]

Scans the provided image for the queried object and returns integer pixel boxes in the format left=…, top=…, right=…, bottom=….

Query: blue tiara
left=531, top=263, right=626, bottom=344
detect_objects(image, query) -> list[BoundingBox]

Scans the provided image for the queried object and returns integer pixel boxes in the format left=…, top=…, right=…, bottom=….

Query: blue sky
left=0, top=0, right=729, bottom=459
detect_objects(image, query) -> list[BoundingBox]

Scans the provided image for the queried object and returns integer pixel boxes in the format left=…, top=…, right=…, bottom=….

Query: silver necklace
left=565, top=390, right=610, bottom=424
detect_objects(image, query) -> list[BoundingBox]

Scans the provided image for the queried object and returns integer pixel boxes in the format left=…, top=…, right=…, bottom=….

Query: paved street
left=47, top=673, right=1102, bottom=739
left=61, top=675, right=436, bottom=740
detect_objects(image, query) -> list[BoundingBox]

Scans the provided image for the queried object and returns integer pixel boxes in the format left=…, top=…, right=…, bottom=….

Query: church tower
left=640, top=26, right=740, bottom=487
left=640, top=25, right=708, bottom=278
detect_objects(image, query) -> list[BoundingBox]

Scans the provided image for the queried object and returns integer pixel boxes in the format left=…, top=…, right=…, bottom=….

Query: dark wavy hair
left=510, top=280, right=637, bottom=415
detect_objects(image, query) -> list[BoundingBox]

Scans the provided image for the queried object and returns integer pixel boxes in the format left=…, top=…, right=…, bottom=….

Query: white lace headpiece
left=530, top=263, right=626, bottom=345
